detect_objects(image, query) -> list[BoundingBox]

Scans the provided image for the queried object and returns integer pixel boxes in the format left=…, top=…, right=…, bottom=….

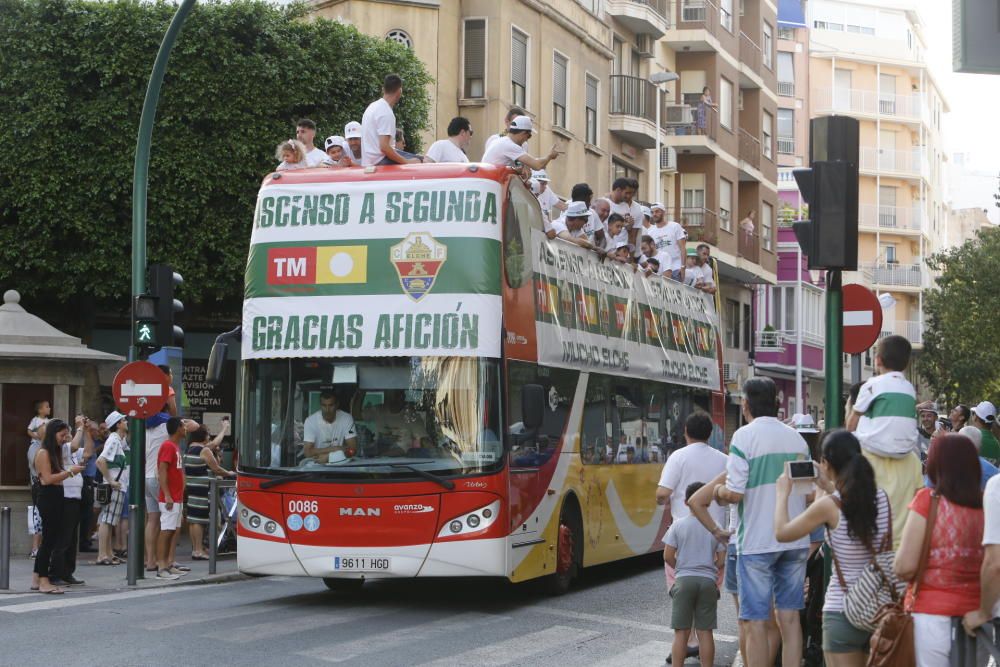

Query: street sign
left=842, top=284, right=883, bottom=355
left=112, top=361, right=170, bottom=419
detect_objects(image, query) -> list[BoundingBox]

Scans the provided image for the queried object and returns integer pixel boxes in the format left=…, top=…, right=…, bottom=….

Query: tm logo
left=339, top=507, right=381, bottom=517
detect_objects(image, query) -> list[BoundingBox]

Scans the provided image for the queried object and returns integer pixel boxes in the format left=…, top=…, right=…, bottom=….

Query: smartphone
left=787, top=460, right=818, bottom=480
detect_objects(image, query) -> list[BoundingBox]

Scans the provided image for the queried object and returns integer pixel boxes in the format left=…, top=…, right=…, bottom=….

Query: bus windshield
left=239, top=356, right=502, bottom=479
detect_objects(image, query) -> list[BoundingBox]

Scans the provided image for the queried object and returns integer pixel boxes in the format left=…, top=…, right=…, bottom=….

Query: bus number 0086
left=288, top=500, right=319, bottom=514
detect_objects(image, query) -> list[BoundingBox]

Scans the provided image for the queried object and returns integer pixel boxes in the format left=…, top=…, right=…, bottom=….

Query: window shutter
left=553, top=53, right=567, bottom=108
left=586, top=75, right=598, bottom=111
left=464, top=20, right=486, bottom=98
left=511, top=29, right=528, bottom=88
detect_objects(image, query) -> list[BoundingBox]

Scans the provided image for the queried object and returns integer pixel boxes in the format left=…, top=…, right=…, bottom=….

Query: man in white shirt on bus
left=484, top=106, right=525, bottom=152
left=606, top=178, right=644, bottom=248
left=303, top=391, right=358, bottom=463
left=646, top=203, right=688, bottom=282
left=532, top=169, right=565, bottom=220
left=361, top=74, right=424, bottom=167
left=481, top=116, right=560, bottom=174
left=426, top=116, right=473, bottom=163
left=295, top=119, right=328, bottom=167
left=344, top=121, right=363, bottom=165
left=551, top=202, right=604, bottom=253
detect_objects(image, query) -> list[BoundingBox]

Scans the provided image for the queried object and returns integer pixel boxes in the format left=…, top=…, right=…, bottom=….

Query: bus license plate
left=333, top=556, right=391, bottom=572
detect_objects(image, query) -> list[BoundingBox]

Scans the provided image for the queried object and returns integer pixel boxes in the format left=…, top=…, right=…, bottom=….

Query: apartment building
left=807, top=0, right=949, bottom=352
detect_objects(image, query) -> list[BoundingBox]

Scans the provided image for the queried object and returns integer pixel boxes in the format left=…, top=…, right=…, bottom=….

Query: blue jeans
left=736, top=548, right=809, bottom=621
left=724, top=543, right=739, bottom=594
left=376, top=149, right=420, bottom=165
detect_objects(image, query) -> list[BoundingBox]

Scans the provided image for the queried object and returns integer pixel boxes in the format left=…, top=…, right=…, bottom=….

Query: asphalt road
left=0, top=555, right=739, bottom=667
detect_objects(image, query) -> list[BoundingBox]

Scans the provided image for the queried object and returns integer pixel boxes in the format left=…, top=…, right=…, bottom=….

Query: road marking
left=145, top=603, right=289, bottom=629
left=533, top=605, right=738, bottom=643
left=296, top=612, right=507, bottom=663
left=589, top=640, right=672, bottom=666
left=0, top=581, right=241, bottom=614
left=218, top=607, right=386, bottom=643
left=415, top=625, right=600, bottom=666
left=844, top=311, right=874, bottom=326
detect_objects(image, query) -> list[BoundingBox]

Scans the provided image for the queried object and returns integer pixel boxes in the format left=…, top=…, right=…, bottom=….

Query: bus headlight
left=237, top=502, right=286, bottom=539
left=438, top=500, right=500, bottom=538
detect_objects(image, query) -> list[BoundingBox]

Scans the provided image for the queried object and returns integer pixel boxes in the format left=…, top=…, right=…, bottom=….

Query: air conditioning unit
left=635, top=34, right=655, bottom=58
left=660, top=146, right=678, bottom=172
left=665, top=105, right=692, bottom=125
left=723, top=363, right=741, bottom=384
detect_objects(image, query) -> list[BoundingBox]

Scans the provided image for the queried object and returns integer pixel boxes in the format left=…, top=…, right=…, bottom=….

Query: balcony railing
left=663, top=103, right=718, bottom=142
left=606, top=0, right=671, bottom=35
left=879, top=320, right=924, bottom=346
left=680, top=207, right=719, bottom=245
left=677, top=0, right=719, bottom=38
left=859, top=204, right=923, bottom=232
left=738, top=229, right=760, bottom=264
left=860, top=147, right=922, bottom=177
left=863, top=262, right=924, bottom=288
left=812, top=88, right=924, bottom=121
left=739, top=32, right=762, bottom=73
left=777, top=80, right=795, bottom=97
left=738, top=127, right=761, bottom=170
left=777, top=136, right=795, bottom=155
left=609, top=74, right=658, bottom=124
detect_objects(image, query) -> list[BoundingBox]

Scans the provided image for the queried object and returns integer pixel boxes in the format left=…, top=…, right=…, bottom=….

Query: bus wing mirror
left=522, top=384, right=545, bottom=430
left=206, top=342, right=227, bottom=386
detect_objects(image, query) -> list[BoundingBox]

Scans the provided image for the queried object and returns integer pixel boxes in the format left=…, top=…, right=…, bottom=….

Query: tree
left=0, top=0, right=431, bottom=328
left=918, top=226, right=1000, bottom=406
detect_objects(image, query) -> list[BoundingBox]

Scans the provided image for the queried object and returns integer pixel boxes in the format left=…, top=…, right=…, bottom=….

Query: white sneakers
left=156, top=570, right=179, bottom=581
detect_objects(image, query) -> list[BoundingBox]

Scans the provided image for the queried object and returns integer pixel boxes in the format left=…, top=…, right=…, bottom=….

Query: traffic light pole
left=129, top=0, right=197, bottom=585
left=825, top=270, right=844, bottom=429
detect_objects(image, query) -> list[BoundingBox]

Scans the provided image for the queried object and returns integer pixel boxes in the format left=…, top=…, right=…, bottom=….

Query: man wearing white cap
left=484, top=106, right=525, bottom=151
left=344, top=121, right=363, bottom=165
left=426, top=116, right=473, bottom=163
left=551, top=202, right=603, bottom=253
left=481, top=115, right=560, bottom=172
left=972, top=401, right=999, bottom=467
left=532, top=169, right=565, bottom=220
left=646, top=203, right=688, bottom=282
left=96, top=411, right=129, bottom=566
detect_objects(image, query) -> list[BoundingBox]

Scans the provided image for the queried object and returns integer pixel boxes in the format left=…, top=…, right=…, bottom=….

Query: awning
left=777, top=0, right=807, bottom=29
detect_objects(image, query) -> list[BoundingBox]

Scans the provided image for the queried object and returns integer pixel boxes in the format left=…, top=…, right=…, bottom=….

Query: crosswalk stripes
left=414, top=625, right=601, bottom=667
left=294, top=611, right=508, bottom=664
left=587, top=640, right=673, bottom=666
left=533, top=605, right=739, bottom=643
left=0, top=580, right=242, bottom=614
left=217, top=607, right=388, bottom=643
left=144, top=603, right=290, bottom=630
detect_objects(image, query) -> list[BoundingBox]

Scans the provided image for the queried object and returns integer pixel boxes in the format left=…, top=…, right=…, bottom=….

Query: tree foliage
left=918, top=227, right=1000, bottom=406
left=0, top=0, right=431, bottom=322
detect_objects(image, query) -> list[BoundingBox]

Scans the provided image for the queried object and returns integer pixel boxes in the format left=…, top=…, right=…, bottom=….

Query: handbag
left=830, top=494, right=906, bottom=633
left=867, top=492, right=939, bottom=667
left=95, top=463, right=126, bottom=505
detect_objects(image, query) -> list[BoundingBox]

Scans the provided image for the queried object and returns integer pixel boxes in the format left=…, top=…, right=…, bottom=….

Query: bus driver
left=303, top=391, right=357, bottom=463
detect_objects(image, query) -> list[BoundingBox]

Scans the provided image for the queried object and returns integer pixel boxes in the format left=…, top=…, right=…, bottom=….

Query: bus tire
left=323, top=577, right=364, bottom=593
left=545, top=500, right=582, bottom=596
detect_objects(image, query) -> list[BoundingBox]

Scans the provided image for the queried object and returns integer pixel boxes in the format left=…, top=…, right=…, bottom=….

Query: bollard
left=208, top=477, right=218, bottom=575
left=127, top=504, right=139, bottom=586
left=0, top=506, right=11, bottom=590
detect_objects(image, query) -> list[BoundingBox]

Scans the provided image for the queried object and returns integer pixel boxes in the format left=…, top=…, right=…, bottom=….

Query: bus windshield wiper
left=388, top=464, right=455, bottom=490
left=259, top=471, right=330, bottom=489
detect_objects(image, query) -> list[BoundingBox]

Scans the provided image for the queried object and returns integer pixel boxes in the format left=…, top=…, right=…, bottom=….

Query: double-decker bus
left=220, top=163, right=724, bottom=592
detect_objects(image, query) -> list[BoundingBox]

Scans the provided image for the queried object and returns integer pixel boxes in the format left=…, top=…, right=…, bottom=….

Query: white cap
left=790, top=413, right=819, bottom=434
left=344, top=121, right=362, bottom=139
left=651, top=202, right=666, bottom=212
left=508, top=115, right=534, bottom=132
left=324, top=135, right=346, bottom=151
left=529, top=179, right=541, bottom=195
left=614, top=241, right=631, bottom=251
left=531, top=169, right=550, bottom=182
left=105, top=411, right=126, bottom=430
left=959, top=425, right=984, bottom=451
left=641, top=206, right=652, bottom=219
left=972, top=401, right=997, bottom=424
left=565, top=201, right=590, bottom=218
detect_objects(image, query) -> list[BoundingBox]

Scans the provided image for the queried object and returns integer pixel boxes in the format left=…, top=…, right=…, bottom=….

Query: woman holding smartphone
left=773, top=430, right=891, bottom=666
left=31, top=419, right=85, bottom=594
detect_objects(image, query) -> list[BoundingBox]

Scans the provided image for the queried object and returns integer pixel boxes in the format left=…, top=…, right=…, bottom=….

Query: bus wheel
left=323, top=578, right=364, bottom=593
left=545, top=506, right=581, bottom=595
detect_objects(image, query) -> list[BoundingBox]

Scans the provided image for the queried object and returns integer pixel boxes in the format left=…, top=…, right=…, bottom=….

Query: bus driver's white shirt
left=303, top=410, right=356, bottom=459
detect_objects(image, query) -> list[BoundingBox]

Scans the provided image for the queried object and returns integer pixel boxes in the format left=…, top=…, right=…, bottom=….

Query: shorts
left=723, top=543, right=738, bottom=594
left=158, top=502, right=183, bottom=531
left=862, top=450, right=923, bottom=549
left=145, top=477, right=160, bottom=513
left=670, top=576, right=719, bottom=630
left=98, top=489, right=126, bottom=526
left=736, top=548, right=808, bottom=621
left=822, top=611, right=871, bottom=653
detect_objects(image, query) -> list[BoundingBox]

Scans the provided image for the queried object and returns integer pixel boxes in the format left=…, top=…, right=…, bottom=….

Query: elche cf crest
left=390, top=233, right=447, bottom=301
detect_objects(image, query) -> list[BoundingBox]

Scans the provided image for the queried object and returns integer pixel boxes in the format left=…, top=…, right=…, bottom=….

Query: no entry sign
left=842, top=284, right=883, bottom=355
left=112, top=361, right=170, bottom=419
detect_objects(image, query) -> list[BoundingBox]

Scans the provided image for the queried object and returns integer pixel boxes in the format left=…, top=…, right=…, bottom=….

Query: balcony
left=606, top=0, right=671, bottom=38
left=859, top=204, right=923, bottom=233
left=673, top=0, right=720, bottom=46
left=738, top=229, right=760, bottom=264
left=863, top=262, right=925, bottom=290
left=739, top=32, right=762, bottom=87
left=680, top=207, right=719, bottom=245
left=812, top=88, right=924, bottom=124
left=738, top=127, right=761, bottom=171
left=661, top=103, right=718, bottom=154
left=777, top=136, right=795, bottom=155
left=860, top=147, right=923, bottom=179
left=608, top=74, right=659, bottom=149
left=879, top=320, right=924, bottom=346
left=777, top=81, right=795, bottom=97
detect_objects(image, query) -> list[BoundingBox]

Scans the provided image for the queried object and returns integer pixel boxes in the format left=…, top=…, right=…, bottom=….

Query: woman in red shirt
left=894, top=434, right=984, bottom=666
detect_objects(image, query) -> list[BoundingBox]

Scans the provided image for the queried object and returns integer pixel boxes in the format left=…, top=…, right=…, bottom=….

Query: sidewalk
left=1, top=540, right=245, bottom=595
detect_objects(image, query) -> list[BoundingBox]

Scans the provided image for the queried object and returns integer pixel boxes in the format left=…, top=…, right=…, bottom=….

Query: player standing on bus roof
left=480, top=116, right=560, bottom=173
left=361, top=74, right=425, bottom=166
left=303, top=391, right=357, bottom=463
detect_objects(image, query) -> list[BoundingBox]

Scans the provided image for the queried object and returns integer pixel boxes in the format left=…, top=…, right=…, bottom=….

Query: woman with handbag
left=95, top=411, right=129, bottom=566
left=774, top=430, right=891, bottom=666
left=894, top=434, right=984, bottom=666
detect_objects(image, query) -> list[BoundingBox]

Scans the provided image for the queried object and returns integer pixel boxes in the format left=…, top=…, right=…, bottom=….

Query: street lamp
left=649, top=71, right=680, bottom=203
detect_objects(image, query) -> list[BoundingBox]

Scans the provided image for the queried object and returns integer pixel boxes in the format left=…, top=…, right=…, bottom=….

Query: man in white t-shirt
left=550, top=202, right=603, bottom=253
left=657, top=412, right=729, bottom=526
left=481, top=116, right=560, bottom=174
left=532, top=169, right=566, bottom=219
left=684, top=247, right=717, bottom=294
left=483, top=106, right=525, bottom=152
left=426, top=116, right=473, bottom=163
left=303, top=391, right=358, bottom=462
left=645, top=203, right=688, bottom=281
left=638, top=235, right=667, bottom=276
left=606, top=178, right=644, bottom=248
left=295, top=119, right=328, bottom=167
left=361, top=74, right=424, bottom=167
left=344, top=121, right=363, bottom=165
left=963, top=473, right=1000, bottom=636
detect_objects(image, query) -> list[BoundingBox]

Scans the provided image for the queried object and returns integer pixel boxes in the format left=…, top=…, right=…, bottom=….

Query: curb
left=0, top=571, right=250, bottom=597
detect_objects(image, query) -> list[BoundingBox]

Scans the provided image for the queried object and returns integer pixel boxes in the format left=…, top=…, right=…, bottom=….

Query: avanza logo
left=393, top=504, right=435, bottom=514
left=339, top=507, right=381, bottom=517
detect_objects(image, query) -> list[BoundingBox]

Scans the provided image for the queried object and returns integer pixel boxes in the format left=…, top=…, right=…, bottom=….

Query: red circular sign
left=842, top=284, right=883, bottom=355
left=112, top=361, right=170, bottom=419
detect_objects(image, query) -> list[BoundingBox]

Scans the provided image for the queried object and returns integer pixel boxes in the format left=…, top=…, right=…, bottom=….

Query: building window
left=511, top=27, right=528, bottom=108
left=385, top=29, right=413, bottom=49
left=463, top=19, right=486, bottom=99
left=719, top=177, right=733, bottom=231
left=762, top=110, right=773, bottom=160
left=743, top=303, right=752, bottom=352
left=552, top=52, right=568, bottom=129
left=720, top=0, right=733, bottom=32
left=719, top=77, right=734, bottom=130
left=777, top=52, right=794, bottom=96
left=726, top=299, right=740, bottom=349
left=776, top=108, right=794, bottom=154
left=762, top=22, right=773, bottom=70
left=883, top=244, right=897, bottom=264
left=761, top=201, right=773, bottom=251
left=778, top=26, right=794, bottom=40
left=585, top=74, right=599, bottom=145
left=613, top=159, right=639, bottom=182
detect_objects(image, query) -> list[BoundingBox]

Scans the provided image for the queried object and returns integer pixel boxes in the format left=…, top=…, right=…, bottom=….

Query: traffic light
left=148, top=263, right=184, bottom=348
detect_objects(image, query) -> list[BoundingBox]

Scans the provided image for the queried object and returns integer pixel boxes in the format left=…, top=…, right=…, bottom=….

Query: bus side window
left=503, top=179, right=541, bottom=289
left=642, top=382, right=665, bottom=464
left=612, top=383, right=642, bottom=464
left=581, top=374, right=612, bottom=464
left=507, top=362, right=577, bottom=467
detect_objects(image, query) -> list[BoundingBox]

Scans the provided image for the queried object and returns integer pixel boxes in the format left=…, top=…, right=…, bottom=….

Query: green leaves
left=0, top=0, right=431, bottom=315
left=917, top=227, right=1000, bottom=406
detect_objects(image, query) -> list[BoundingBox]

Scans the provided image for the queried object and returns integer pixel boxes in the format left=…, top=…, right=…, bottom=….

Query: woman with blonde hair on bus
left=275, top=139, right=309, bottom=171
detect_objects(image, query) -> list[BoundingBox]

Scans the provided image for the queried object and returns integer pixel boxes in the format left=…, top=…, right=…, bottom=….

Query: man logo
left=339, top=507, right=381, bottom=517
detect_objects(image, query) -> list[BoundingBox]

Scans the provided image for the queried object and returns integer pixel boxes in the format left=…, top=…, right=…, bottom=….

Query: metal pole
left=851, top=353, right=862, bottom=387
left=655, top=85, right=662, bottom=198
left=0, top=506, right=10, bottom=590
left=208, top=477, right=218, bottom=576
left=825, top=269, right=844, bottom=428
left=128, top=0, right=197, bottom=586
left=795, top=245, right=804, bottom=412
